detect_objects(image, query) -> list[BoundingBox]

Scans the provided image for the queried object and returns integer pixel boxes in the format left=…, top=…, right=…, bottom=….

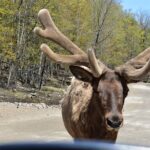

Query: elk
left=34, top=9, right=150, bottom=142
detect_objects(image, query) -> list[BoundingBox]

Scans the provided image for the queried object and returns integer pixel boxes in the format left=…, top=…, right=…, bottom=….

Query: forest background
left=0, top=0, right=150, bottom=91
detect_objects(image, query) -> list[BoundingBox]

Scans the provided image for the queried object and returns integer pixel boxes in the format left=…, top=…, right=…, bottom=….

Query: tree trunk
left=38, top=52, right=46, bottom=90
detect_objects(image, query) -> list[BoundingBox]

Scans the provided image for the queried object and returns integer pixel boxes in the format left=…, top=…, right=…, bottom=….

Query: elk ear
left=69, top=65, right=93, bottom=83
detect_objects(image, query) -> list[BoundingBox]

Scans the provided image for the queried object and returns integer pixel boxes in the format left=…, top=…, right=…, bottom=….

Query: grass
left=0, top=85, right=65, bottom=105
left=41, top=86, right=65, bottom=93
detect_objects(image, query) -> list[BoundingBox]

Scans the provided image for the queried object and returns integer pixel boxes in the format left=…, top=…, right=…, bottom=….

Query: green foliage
left=0, top=0, right=17, bottom=62
left=90, top=0, right=148, bottom=67
left=105, top=12, right=144, bottom=66
left=0, top=0, right=150, bottom=87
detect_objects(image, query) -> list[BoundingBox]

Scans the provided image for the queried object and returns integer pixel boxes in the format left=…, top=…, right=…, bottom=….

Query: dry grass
left=0, top=86, right=65, bottom=105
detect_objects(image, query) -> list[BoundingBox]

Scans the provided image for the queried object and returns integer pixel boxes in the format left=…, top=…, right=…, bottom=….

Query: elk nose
left=106, top=115, right=123, bottom=129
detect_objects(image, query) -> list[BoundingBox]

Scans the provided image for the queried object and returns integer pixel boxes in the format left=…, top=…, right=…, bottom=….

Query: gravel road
left=0, top=83, right=150, bottom=147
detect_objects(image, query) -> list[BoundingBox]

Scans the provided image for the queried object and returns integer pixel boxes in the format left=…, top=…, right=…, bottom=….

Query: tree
left=0, top=0, right=150, bottom=88
left=136, top=11, right=150, bottom=49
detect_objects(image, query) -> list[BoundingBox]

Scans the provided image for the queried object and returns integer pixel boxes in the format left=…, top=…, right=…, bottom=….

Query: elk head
left=34, top=9, right=150, bottom=131
left=68, top=49, right=129, bottom=131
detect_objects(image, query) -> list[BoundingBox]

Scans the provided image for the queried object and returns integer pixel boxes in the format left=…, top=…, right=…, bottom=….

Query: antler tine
left=34, top=9, right=86, bottom=55
left=116, top=47, right=150, bottom=82
left=125, top=47, right=150, bottom=68
left=88, top=48, right=107, bottom=77
left=40, top=44, right=88, bottom=65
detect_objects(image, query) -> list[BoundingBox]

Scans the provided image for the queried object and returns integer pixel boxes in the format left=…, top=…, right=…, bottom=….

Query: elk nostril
left=106, top=117, right=122, bottom=129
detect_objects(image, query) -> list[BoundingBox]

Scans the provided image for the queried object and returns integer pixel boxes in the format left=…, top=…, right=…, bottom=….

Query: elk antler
left=116, top=47, right=150, bottom=82
left=34, top=9, right=88, bottom=65
left=88, top=48, right=107, bottom=77
left=34, top=9, right=107, bottom=77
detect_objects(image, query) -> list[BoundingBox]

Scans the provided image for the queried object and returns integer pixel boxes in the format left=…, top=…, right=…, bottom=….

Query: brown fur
left=61, top=70, right=129, bottom=142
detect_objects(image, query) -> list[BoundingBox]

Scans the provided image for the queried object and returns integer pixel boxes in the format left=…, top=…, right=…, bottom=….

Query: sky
left=120, top=0, right=150, bottom=13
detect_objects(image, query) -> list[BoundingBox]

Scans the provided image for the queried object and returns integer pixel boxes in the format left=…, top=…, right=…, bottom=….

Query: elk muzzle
left=105, top=114, right=123, bottom=131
